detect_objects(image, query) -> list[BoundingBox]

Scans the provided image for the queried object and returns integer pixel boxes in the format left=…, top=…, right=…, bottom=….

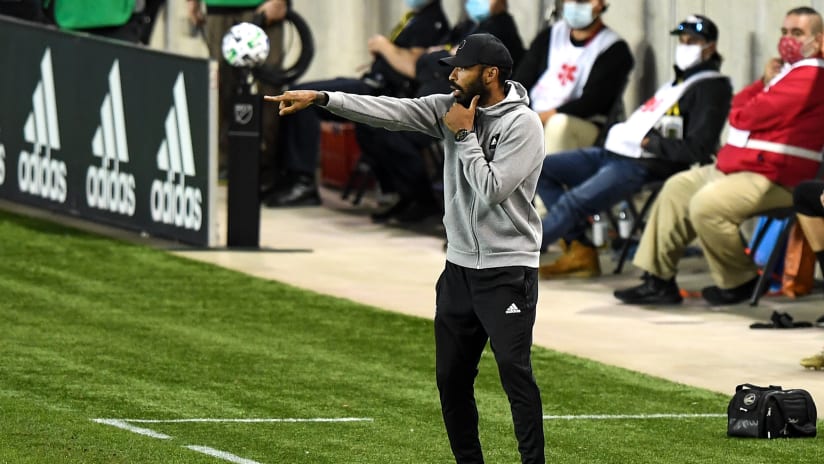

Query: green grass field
left=0, top=209, right=821, bottom=463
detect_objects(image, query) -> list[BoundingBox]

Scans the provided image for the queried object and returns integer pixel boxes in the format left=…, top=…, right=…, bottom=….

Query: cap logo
left=457, top=40, right=467, bottom=51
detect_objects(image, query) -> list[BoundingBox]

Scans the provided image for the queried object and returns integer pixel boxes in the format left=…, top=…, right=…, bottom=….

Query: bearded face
left=451, top=67, right=490, bottom=108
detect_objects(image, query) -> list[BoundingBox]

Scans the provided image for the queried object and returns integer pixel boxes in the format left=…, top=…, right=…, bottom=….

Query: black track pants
left=434, top=261, right=545, bottom=464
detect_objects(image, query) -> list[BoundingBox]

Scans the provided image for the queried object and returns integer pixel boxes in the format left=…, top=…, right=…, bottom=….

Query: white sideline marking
left=125, top=417, right=374, bottom=424
left=543, top=413, right=725, bottom=420
left=186, top=445, right=263, bottom=464
left=93, top=417, right=373, bottom=464
left=91, top=418, right=171, bottom=439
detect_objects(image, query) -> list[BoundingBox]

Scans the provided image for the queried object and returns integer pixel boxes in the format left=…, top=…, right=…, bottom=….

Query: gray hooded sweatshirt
left=324, top=81, right=545, bottom=269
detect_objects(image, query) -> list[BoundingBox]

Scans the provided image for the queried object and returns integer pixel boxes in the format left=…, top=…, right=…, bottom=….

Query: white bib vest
left=529, top=21, right=620, bottom=114
left=605, top=70, right=726, bottom=158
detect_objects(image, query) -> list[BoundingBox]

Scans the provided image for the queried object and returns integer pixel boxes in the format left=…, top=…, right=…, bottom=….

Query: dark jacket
left=364, top=0, right=450, bottom=98
left=641, top=56, right=732, bottom=179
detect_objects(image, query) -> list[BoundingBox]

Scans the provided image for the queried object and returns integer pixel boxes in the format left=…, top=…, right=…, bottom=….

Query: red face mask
left=778, top=36, right=807, bottom=64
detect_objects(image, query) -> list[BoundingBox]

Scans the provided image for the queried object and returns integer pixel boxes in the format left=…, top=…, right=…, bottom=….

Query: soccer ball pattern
left=221, top=22, right=270, bottom=68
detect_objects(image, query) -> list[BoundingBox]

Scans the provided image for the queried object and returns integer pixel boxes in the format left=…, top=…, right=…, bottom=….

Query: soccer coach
left=266, top=33, right=546, bottom=463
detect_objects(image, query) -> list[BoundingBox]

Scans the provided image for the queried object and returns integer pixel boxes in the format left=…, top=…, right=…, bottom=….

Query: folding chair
left=612, top=180, right=665, bottom=274
left=747, top=208, right=796, bottom=306
left=340, top=156, right=374, bottom=206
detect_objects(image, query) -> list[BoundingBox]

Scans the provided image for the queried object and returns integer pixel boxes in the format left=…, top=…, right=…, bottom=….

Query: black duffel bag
left=727, top=383, right=817, bottom=438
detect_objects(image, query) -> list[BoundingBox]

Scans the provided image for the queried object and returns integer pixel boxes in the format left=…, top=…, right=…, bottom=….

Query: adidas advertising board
left=0, top=16, right=214, bottom=246
left=150, top=74, right=203, bottom=231
left=0, top=137, right=6, bottom=186
left=87, top=61, right=136, bottom=217
left=0, top=129, right=6, bottom=186
left=18, top=49, right=67, bottom=203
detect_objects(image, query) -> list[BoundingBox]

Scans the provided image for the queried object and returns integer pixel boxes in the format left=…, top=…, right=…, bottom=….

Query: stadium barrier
left=0, top=15, right=216, bottom=247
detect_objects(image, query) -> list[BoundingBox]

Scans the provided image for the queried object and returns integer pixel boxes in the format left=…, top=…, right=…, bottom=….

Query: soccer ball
left=221, top=22, right=270, bottom=68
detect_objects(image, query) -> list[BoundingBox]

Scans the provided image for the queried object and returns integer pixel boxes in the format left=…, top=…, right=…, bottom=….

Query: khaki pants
left=543, top=113, right=600, bottom=154
left=205, top=12, right=284, bottom=176
left=632, top=164, right=793, bottom=289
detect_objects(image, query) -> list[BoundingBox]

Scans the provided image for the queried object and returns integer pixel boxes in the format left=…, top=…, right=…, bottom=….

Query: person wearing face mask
left=536, top=14, right=732, bottom=279
left=364, top=0, right=526, bottom=224
left=264, top=0, right=449, bottom=207
left=513, top=0, right=633, bottom=154
left=615, top=7, right=824, bottom=307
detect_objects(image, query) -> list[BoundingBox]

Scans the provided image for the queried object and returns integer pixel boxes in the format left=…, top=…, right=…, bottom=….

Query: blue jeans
left=537, top=147, right=649, bottom=250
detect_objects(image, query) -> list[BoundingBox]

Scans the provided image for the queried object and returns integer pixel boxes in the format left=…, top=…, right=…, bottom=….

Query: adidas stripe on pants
left=434, top=261, right=545, bottom=464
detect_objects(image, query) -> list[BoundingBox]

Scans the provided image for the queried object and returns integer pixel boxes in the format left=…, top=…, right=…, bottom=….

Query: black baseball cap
left=439, top=33, right=513, bottom=69
left=670, top=15, right=718, bottom=42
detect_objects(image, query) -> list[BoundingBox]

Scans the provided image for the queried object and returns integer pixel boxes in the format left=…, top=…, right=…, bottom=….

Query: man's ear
left=486, top=67, right=498, bottom=84
left=703, top=42, right=717, bottom=60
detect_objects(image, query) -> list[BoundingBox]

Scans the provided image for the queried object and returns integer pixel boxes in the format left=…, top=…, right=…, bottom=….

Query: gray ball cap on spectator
left=439, top=33, right=514, bottom=69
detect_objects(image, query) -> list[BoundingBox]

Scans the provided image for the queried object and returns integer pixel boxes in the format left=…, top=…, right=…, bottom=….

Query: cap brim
left=670, top=28, right=714, bottom=41
left=439, top=54, right=475, bottom=67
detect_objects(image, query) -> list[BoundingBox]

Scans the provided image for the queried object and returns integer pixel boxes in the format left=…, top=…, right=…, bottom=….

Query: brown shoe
left=539, top=240, right=601, bottom=279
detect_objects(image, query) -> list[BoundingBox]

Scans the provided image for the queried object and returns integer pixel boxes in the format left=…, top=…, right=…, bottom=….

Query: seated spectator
left=614, top=7, right=824, bottom=306
left=367, top=0, right=525, bottom=223
left=512, top=0, right=633, bottom=154
left=537, top=14, right=731, bottom=279
left=794, top=180, right=824, bottom=284
left=796, top=180, right=824, bottom=369
left=266, top=0, right=449, bottom=207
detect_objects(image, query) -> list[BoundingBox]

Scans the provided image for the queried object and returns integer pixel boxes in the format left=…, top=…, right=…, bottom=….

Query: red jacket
left=716, top=59, right=824, bottom=187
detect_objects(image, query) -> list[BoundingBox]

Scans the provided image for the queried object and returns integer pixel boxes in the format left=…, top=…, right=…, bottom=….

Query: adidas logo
left=18, top=48, right=67, bottom=203
left=505, top=303, right=521, bottom=314
left=150, top=73, right=203, bottom=231
left=86, top=61, right=136, bottom=216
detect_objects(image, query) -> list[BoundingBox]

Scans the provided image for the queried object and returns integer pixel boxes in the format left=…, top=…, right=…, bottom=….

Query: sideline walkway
left=177, top=187, right=824, bottom=416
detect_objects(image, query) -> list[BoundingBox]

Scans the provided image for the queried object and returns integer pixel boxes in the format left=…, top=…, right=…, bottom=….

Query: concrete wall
left=151, top=0, right=824, bottom=108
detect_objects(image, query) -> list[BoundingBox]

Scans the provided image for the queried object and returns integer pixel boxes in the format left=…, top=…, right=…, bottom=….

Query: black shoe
left=265, top=179, right=320, bottom=207
left=392, top=200, right=438, bottom=224
left=701, top=277, right=759, bottom=306
left=370, top=198, right=411, bottom=223
left=614, top=273, right=683, bottom=305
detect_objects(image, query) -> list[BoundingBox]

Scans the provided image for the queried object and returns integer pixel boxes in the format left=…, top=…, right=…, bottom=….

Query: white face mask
left=674, top=43, right=705, bottom=71
left=563, top=2, right=595, bottom=30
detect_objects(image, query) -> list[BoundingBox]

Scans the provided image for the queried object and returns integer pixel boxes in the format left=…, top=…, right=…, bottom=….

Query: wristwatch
left=455, top=128, right=471, bottom=142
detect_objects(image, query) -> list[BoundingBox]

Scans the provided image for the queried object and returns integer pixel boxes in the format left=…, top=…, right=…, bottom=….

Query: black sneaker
left=265, top=178, right=321, bottom=207
left=700, top=277, right=759, bottom=306
left=370, top=198, right=411, bottom=223
left=614, top=273, right=683, bottom=305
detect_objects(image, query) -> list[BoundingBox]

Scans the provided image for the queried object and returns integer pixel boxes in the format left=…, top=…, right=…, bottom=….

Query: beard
left=452, top=74, right=488, bottom=108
